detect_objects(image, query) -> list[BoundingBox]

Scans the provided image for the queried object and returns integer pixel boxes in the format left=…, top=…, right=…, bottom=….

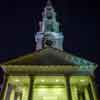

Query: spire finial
left=46, top=0, right=52, bottom=6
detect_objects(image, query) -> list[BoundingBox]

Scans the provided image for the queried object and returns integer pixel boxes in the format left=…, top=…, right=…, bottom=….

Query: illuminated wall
left=33, top=76, right=68, bottom=100
left=70, top=76, right=97, bottom=100
left=2, top=75, right=97, bottom=100
left=2, top=76, right=30, bottom=100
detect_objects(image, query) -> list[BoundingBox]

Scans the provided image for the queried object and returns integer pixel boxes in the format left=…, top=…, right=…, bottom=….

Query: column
left=87, top=84, right=94, bottom=100
left=77, top=86, right=85, bottom=100
left=71, top=85, right=78, bottom=100
left=90, top=78, right=98, bottom=100
left=28, top=76, right=34, bottom=100
left=5, top=83, right=13, bottom=100
left=14, top=91, right=22, bottom=100
left=65, top=76, right=72, bottom=100
left=84, top=87, right=90, bottom=100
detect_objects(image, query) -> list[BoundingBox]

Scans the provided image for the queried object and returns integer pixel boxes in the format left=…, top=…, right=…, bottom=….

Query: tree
left=0, top=67, right=4, bottom=84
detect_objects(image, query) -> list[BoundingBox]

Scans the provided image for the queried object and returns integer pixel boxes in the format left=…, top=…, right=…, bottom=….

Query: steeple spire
left=39, top=0, right=59, bottom=33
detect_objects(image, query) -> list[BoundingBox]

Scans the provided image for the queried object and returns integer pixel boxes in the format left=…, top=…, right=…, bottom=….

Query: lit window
left=56, top=80, right=59, bottom=82
left=41, top=80, right=45, bottom=82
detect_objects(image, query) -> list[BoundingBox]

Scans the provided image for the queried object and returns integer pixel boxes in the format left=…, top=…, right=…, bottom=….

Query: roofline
left=0, top=47, right=97, bottom=66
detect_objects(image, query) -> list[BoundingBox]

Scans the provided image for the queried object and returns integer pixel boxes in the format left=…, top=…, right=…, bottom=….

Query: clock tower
left=35, top=0, right=64, bottom=50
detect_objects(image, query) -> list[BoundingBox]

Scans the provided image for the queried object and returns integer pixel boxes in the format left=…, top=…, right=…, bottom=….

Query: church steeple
left=35, top=0, right=64, bottom=50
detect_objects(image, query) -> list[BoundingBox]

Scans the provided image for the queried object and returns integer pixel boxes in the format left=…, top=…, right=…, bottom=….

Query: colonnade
left=2, top=76, right=97, bottom=100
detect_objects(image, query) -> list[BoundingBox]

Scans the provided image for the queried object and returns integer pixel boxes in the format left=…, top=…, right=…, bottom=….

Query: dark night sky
left=0, top=0, right=99, bottom=65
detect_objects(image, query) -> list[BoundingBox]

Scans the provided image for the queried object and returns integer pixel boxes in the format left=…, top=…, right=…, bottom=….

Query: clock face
left=45, top=39, right=53, bottom=47
left=43, top=33, right=56, bottom=47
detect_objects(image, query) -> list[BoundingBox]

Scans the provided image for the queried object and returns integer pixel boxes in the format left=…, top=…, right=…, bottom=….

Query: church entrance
left=32, top=76, right=68, bottom=100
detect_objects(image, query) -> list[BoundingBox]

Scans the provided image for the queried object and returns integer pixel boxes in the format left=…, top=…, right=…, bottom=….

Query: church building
left=0, top=0, right=98, bottom=100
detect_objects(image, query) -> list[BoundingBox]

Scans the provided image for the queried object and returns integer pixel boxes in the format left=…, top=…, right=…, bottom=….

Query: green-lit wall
left=2, top=76, right=30, bottom=100
left=33, top=76, right=67, bottom=100
left=2, top=75, right=97, bottom=100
